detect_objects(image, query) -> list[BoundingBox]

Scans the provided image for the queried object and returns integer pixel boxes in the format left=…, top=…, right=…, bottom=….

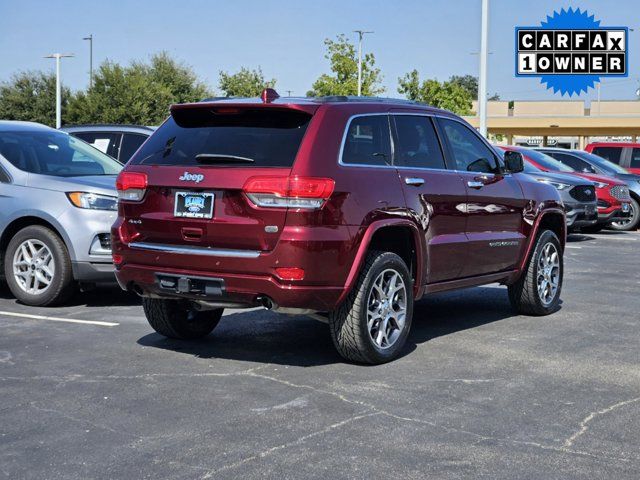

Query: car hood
left=27, top=174, right=117, bottom=196
left=525, top=170, right=592, bottom=186
left=570, top=172, right=625, bottom=186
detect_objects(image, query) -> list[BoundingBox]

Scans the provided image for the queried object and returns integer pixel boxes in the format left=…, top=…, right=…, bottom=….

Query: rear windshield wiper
left=195, top=154, right=255, bottom=164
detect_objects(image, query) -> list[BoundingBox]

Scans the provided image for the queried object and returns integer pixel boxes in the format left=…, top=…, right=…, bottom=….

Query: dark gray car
left=536, top=147, right=640, bottom=231
left=0, top=121, right=122, bottom=306
left=495, top=147, right=598, bottom=231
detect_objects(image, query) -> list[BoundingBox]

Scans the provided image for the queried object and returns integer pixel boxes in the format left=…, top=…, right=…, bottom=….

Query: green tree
left=218, top=67, right=275, bottom=97
left=67, top=52, right=211, bottom=125
left=307, top=34, right=384, bottom=97
left=0, top=71, right=70, bottom=127
left=448, top=74, right=500, bottom=101
left=398, top=70, right=473, bottom=115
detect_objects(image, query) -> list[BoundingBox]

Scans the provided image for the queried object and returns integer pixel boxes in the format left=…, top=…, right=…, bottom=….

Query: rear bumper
left=115, top=264, right=343, bottom=311
left=112, top=223, right=354, bottom=312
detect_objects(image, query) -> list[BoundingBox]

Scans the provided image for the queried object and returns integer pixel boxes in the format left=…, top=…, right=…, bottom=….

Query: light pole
left=354, top=30, right=373, bottom=96
left=44, top=53, right=74, bottom=129
left=478, top=0, right=489, bottom=137
left=83, top=34, right=93, bottom=88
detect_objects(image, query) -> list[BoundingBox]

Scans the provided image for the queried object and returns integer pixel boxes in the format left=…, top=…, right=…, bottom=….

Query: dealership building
left=464, top=100, right=640, bottom=148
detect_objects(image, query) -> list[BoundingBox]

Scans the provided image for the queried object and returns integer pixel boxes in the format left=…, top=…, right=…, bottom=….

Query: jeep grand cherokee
left=112, top=90, right=566, bottom=364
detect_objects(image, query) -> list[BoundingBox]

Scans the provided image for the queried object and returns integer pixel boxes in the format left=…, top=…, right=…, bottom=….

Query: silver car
left=0, top=121, right=122, bottom=306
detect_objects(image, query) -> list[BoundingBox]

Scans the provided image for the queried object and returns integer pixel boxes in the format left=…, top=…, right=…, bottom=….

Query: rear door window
left=341, top=115, right=391, bottom=166
left=132, top=108, right=312, bottom=167
left=119, top=134, right=148, bottom=162
left=392, top=115, right=446, bottom=169
left=592, top=146, right=622, bottom=165
left=72, top=132, right=121, bottom=159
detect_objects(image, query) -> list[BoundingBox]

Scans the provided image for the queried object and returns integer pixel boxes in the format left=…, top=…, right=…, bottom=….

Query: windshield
left=0, top=130, right=122, bottom=176
left=132, top=108, right=312, bottom=167
left=516, top=147, right=575, bottom=172
left=575, top=150, right=630, bottom=175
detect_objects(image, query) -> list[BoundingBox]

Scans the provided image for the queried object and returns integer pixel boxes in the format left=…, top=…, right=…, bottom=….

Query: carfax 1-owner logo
left=515, top=7, right=628, bottom=96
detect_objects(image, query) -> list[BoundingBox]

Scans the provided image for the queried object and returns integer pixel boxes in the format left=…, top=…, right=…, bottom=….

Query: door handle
left=467, top=181, right=484, bottom=189
left=404, top=177, right=425, bottom=186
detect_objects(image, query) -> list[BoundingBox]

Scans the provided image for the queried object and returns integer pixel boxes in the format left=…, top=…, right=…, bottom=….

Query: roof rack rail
left=314, top=95, right=426, bottom=106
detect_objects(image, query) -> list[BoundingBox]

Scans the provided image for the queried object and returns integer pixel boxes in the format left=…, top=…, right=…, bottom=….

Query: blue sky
left=1, top=0, right=639, bottom=103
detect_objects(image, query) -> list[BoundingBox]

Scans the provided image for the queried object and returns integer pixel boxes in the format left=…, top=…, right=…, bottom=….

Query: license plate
left=622, top=203, right=631, bottom=213
left=174, top=192, right=214, bottom=219
left=585, top=204, right=596, bottom=216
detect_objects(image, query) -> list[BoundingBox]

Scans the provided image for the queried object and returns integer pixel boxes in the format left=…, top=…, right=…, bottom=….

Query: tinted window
left=73, top=132, right=121, bottom=159
left=342, top=115, right=391, bottom=166
left=631, top=148, right=640, bottom=168
left=393, top=116, right=445, bottom=169
left=0, top=166, right=10, bottom=183
left=575, top=151, right=628, bottom=174
left=133, top=108, right=312, bottom=167
left=439, top=118, right=497, bottom=173
left=119, top=134, right=148, bottom=162
left=592, top=146, right=622, bottom=164
left=517, top=148, right=574, bottom=172
left=547, top=152, right=596, bottom=173
left=0, top=131, right=122, bottom=176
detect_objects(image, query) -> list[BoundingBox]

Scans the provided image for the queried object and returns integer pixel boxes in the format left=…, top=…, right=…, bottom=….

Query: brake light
left=243, top=176, right=335, bottom=209
left=112, top=253, right=123, bottom=266
left=275, top=267, right=305, bottom=281
left=116, top=172, right=147, bottom=202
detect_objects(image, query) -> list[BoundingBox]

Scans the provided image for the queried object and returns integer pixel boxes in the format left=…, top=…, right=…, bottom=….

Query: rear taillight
left=243, top=176, right=335, bottom=209
left=116, top=172, right=147, bottom=202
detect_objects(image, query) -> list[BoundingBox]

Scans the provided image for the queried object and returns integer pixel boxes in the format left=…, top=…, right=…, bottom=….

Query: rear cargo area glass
left=131, top=108, right=311, bottom=167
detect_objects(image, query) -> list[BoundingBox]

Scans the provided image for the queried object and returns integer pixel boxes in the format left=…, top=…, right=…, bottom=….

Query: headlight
left=67, top=192, right=117, bottom=211
left=537, top=179, right=570, bottom=190
left=594, top=182, right=608, bottom=189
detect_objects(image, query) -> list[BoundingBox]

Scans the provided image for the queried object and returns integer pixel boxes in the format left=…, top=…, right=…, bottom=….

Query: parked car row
left=0, top=93, right=638, bottom=363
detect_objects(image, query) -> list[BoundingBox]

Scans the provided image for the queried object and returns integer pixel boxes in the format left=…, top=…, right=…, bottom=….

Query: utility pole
left=83, top=35, right=93, bottom=88
left=44, top=53, right=74, bottom=129
left=478, top=0, right=489, bottom=137
left=354, top=30, right=373, bottom=96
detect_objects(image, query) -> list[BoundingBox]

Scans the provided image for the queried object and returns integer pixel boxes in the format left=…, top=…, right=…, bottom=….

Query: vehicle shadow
left=137, top=286, right=521, bottom=367
left=0, top=283, right=140, bottom=308
left=567, top=233, right=596, bottom=243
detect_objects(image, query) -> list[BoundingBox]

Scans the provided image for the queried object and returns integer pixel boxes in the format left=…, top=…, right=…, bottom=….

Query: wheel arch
left=0, top=215, right=75, bottom=271
left=515, top=208, right=566, bottom=277
left=337, top=219, right=424, bottom=305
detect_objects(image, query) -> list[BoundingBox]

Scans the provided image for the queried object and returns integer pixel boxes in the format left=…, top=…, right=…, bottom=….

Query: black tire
left=508, top=230, right=563, bottom=316
left=4, top=225, right=75, bottom=306
left=329, top=251, right=413, bottom=364
left=581, top=224, right=603, bottom=234
left=142, top=297, right=223, bottom=339
left=609, top=197, right=640, bottom=231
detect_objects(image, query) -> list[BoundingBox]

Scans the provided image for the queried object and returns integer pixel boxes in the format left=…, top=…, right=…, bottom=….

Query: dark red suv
left=112, top=91, right=566, bottom=364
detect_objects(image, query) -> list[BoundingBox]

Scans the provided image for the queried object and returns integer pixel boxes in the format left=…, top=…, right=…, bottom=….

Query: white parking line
left=0, top=311, right=119, bottom=327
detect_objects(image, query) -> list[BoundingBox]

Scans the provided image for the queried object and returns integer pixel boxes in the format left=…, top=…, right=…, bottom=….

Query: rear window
left=592, top=146, right=622, bottom=164
left=131, top=108, right=312, bottom=167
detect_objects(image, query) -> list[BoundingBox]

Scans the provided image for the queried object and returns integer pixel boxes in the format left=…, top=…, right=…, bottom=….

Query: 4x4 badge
left=179, top=172, right=204, bottom=183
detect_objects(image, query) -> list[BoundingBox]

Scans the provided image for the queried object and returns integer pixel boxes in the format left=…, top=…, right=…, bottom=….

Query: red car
left=113, top=91, right=566, bottom=364
left=499, top=146, right=631, bottom=232
left=585, top=142, right=640, bottom=175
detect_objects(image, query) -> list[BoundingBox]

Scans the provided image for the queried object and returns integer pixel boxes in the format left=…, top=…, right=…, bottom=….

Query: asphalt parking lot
left=1, top=231, right=639, bottom=480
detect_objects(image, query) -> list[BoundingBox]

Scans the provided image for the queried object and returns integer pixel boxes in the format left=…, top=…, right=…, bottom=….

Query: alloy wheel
left=611, top=202, right=636, bottom=229
left=366, top=268, right=407, bottom=349
left=12, top=239, right=55, bottom=295
left=537, top=242, right=560, bottom=306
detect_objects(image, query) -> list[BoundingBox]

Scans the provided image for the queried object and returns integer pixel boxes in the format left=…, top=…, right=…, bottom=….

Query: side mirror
left=504, top=151, right=524, bottom=173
